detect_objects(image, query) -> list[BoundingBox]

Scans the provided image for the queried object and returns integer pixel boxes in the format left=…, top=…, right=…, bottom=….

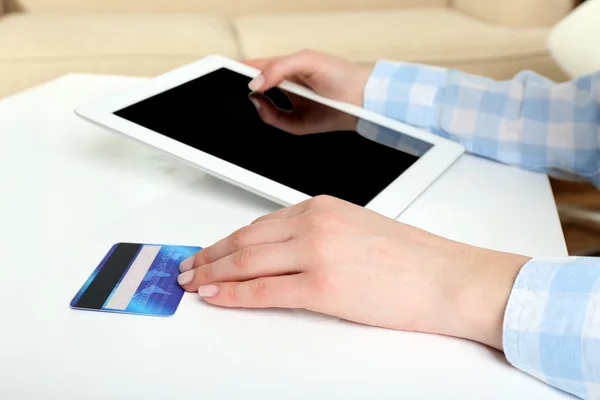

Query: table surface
left=0, top=74, right=570, bottom=399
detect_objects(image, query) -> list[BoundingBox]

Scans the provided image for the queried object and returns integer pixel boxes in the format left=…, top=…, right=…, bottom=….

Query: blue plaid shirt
left=362, top=61, right=600, bottom=399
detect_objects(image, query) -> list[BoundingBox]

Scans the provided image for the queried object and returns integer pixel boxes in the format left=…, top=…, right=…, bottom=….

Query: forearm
left=362, top=61, right=600, bottom=188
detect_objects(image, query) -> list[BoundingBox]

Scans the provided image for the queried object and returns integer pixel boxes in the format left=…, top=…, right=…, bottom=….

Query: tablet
left=75, top=54, right=464, bottom=219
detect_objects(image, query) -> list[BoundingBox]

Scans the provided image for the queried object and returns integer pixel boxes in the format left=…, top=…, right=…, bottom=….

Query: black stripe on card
left=74, top=243, right=142, bottom=309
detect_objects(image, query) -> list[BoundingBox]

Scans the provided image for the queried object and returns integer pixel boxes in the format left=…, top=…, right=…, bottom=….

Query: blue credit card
left=70, top=243, right=202, bottom=317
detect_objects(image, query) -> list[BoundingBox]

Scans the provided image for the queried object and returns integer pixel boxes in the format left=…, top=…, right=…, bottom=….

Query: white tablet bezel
left=75, top=54, right=464, bottom=219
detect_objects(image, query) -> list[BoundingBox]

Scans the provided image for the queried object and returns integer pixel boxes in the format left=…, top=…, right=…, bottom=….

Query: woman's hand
left=177, top=195, right=530, bottom=350
left=243, top=49, right=372, bottom=107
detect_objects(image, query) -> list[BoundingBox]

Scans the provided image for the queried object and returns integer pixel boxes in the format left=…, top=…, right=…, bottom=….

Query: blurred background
left=0, top=0, right=598, bottom=254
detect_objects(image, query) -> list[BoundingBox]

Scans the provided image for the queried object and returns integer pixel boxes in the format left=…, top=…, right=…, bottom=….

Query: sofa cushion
left=0, top=58, right=204, bottom=99
left=11, top=0, right=447, bottom=17
left=8, top=0, right=235, bottom=17
left=454, top=0, right=572, bottom=28
left=234, top=8, right=549, bottom=65
left=234, top=0, right=447, bottom=15
left=0, top=14, right=239, bottom=59
left=0, top=14, right=240, bottom=98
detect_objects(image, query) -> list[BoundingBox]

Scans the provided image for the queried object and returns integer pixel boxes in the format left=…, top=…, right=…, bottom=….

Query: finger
left=178, top=241, right=302, bottom=292
left=283, top=90, right=312, bottom=108
left=179, top=218, right=296, bottom=272
left=248, top=50, right=321, bottom=93
left=249, top=90, right=311, bottom=115
left=249, top=95, right=310, bottom=135
left=197, top=274, right=310, bottom=309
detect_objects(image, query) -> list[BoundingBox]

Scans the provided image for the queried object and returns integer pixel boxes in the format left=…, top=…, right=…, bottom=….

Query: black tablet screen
left=114, top=68, right=432, bottom=206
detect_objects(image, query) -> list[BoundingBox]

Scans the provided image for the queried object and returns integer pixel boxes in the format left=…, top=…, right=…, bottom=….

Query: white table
left=0, top=74, right=570, bottom=399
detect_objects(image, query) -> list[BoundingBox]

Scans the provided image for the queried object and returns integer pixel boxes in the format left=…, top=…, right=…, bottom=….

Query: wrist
left=450, top=247, right=530, bottom=350
left=349, top=66, right=373, bottom=107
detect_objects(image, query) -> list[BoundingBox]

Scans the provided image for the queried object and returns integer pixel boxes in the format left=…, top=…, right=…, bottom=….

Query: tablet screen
left=114, top=67, right=433, bottom=206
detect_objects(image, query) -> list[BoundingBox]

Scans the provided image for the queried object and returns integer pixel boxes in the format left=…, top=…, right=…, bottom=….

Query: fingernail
left=249, top=97, right=261, bottom=110
left=177, top=270, right=195, bottom=286
left=179, top=255, right=194, bottom=272
left=248, top=75, right=265, bottom=91
left=198, top=285, right=219, bottom=298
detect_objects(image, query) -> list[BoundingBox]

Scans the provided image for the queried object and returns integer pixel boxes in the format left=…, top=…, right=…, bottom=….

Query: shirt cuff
left=502, top=256, right=600, bottom=397
left=362, top=60, right=448, bottom=132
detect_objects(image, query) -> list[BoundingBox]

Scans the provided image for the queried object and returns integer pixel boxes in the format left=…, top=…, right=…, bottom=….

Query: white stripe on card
left=104, top=245, right=161, bottom=310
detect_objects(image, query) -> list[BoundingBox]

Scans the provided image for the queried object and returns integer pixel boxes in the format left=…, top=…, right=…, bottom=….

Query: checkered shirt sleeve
left=361, top=61, right=600, bottom=187
left=361, top=61, right=600, bottom=399
left=504, top=257, right=600, bottom=399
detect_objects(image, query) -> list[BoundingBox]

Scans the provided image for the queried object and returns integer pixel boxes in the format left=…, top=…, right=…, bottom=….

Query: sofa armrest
left=548, top=0, right=600, bottom=76
left=452, top=0, right=574, bottom=28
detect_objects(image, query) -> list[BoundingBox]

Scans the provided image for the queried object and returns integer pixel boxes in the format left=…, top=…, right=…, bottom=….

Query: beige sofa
left=0, top=0, right=575, bottom=99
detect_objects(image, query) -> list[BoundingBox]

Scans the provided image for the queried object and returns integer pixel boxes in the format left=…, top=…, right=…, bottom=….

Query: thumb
left=248, top=50, right=321, bottom=93
left=248, top=94, right=304, bottom=135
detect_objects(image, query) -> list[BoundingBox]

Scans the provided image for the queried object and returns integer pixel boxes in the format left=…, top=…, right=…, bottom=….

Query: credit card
left=70, top=242, right=202, bottom=317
